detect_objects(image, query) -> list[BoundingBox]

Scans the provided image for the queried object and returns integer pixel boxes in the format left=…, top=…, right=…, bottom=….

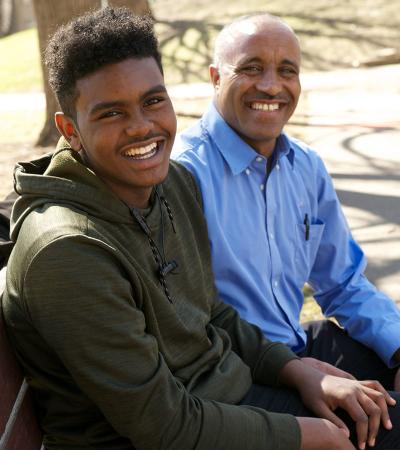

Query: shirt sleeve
left=23, top=236, right=301, bottom=450
left=309, top=156, right=400, bottom=367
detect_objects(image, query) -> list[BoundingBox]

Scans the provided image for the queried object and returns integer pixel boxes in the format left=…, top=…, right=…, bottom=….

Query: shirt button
left=274, top=281, right=278, bottom=287
left=270, top=233, right=274, bottom=239
left=245, top=168, right=251, bottom=175
left=276, top=164, right=280, bottom=170
left=256, top=156, right=263, bottom=162
left=260, top=184, right=264, bottom=191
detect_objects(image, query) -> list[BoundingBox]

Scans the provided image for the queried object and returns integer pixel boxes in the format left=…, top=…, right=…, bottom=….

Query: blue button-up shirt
left=172, top=102, right=400, bottom=367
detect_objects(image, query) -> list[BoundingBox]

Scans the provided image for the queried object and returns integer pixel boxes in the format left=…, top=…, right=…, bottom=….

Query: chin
left=146, top=167, right=170, bottom=186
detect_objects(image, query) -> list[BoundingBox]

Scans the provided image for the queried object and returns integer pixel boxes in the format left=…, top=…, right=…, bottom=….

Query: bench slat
left=0, top=383, right=43, bottom=450
left=0, top=305, right=23, bottom=435
left=1, top=270, right=43, bottom=450
left=0, top=380, right=28, bottom=448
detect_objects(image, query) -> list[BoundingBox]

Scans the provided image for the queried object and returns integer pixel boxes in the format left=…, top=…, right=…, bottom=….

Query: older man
left=173, top=13, right=400, bottom=391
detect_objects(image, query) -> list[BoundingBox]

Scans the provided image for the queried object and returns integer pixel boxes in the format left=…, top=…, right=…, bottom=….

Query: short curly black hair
left=45, top=7, right=162, bottom=118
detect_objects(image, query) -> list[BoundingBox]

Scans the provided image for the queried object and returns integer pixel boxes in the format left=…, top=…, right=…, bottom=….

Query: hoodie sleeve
left=20, top=235, right=301, bottom=450
left=210, top=297, right=299, bottom=386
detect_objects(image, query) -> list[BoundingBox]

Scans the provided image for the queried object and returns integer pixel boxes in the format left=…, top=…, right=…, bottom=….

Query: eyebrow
left=236, top=57, right=300, bottom=71
left=89, top=100, right=127, bottom=117
left=89, top=84, right=168, bottom=116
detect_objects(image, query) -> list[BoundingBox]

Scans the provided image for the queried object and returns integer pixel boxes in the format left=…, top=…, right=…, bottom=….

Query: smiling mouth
left=122, top=142, right=159, bottom=160
left=250, top=102, right=280, bottom=111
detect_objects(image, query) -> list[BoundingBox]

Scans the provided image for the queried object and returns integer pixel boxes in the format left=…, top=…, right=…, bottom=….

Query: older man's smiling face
left=210, top=17, right=301, bottom=157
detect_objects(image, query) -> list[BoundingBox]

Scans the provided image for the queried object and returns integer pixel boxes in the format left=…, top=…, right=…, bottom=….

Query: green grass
left=0, top=24, right=208, bottom=91
left=0, top=28, right=42, bottom=93
left=300, top=285, right=323, bottom=323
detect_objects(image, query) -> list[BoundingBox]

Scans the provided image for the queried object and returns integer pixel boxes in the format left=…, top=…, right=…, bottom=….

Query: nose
left=125, top=110, right=153, bottom=138
left=255, top=69, right=282, bottom=96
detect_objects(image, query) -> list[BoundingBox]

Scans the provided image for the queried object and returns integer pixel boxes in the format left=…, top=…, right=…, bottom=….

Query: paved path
left=0, top=64, right=399, bottom=301
left=297, top=66, right=400, bottom=302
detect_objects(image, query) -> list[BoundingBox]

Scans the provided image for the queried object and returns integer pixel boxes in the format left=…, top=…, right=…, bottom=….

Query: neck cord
left=130, top=185, right=177, bottom=303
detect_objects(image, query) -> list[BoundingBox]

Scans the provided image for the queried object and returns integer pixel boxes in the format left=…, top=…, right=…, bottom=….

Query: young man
left=173, top=13, right=400, bottom=391
left=2, top=7, right=400, bottom=450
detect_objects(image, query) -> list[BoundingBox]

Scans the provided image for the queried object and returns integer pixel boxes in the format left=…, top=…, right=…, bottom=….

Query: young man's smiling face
left=210, top=17, right=301, bottom=157
left=57, top=57, right=176, bottom=208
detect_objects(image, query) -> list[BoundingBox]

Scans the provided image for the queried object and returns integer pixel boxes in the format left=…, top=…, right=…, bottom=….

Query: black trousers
left=298, top=320, right=397, bottom=390
left=239, top=320, right=400, bottom=449
left=240, top=384, right=400, bottom=449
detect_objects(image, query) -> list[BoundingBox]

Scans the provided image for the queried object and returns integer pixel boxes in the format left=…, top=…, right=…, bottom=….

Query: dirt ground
left=154, top=0, right=400, bottom=85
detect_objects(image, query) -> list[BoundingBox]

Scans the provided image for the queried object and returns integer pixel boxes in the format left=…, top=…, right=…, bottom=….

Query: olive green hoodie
left=3, top=140, right=300, bottom=450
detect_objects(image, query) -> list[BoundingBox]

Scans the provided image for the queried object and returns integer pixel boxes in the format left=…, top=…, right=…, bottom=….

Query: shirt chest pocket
left=294, top=220, right=325, bottom=285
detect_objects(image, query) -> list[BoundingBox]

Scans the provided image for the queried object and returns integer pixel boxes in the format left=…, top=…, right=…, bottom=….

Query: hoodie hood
left=11, top=138, right=132, bottom=241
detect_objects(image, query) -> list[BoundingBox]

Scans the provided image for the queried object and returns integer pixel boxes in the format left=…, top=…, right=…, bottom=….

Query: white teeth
left=251, top=103, right=280, bottom=111
left=123, top=142, right=158, bottom=159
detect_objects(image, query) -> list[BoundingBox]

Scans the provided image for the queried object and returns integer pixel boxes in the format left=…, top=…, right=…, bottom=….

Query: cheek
left=224, top=82, right=240, bottom=101
left=217, top=85, right=243, bottom=117
left=81, top=132, right=113, bottom=163
left=168, top=114, right=177, bottom=137
left=158, top=106, right=177, bottom=135
left=290, top=82, right=301, bottom=101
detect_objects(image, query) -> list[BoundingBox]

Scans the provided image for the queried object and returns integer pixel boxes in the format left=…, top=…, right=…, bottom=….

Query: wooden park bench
left=0, top=267, right=43, bottom=450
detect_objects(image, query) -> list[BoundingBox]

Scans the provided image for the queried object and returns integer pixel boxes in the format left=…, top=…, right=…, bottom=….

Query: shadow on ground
left=156, top=1, right=400, bottom=84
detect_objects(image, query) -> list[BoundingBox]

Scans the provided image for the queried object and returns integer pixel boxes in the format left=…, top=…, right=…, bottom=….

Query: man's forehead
left=220, top=18, right=300, bottom=63
left=76, top=58, right=162, bottom=90
left=231, top=17, right=295, bottom=42
left=74, top=57, right=165, bottom=112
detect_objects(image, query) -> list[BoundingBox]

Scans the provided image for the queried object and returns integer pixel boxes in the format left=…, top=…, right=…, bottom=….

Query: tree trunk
left=32, top=0, right=152, bottom=147
left=0, top=0, right=15, bottom=36
left=109, top=0, right=151, bottom=16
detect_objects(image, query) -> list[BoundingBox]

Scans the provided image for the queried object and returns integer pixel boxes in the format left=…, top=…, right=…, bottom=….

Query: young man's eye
left=144, top=97, right=165, bottom=107
left=99, top=110, right=121, bottom=119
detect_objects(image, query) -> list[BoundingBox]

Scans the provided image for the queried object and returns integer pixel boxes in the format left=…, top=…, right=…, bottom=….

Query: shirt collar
left=202, top=102, right=295, bottom=175
left=275, top=133, right=295, bottom=167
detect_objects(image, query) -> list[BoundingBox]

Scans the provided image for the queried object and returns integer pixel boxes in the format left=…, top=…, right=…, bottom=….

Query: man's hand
left=296, top=417, right=355, bottom=450
left=279, top=359, right=396, bottom=450
left=301, top=357, right=355, bottom=380
left=306, top=376, right=395, bottom=450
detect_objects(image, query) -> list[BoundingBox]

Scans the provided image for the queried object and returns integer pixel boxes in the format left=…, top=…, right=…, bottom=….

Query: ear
left=209, top=64, right=221, bottom=91
left=54, top=112, right=82, bottom=151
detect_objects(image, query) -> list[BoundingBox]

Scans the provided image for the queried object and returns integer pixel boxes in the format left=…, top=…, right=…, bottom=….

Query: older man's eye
left=241, top=65, right=261, bottom=73
left=280, top=66, right=298, bottom=76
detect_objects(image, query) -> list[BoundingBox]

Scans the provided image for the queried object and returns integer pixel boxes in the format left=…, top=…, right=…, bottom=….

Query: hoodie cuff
left=254, top=342, right=299, bottom=386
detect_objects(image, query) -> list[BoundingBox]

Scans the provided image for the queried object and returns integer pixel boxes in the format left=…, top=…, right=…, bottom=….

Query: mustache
left=122, top=133, right=166, bottom=145
left=250, top=94, right=288, bottom=101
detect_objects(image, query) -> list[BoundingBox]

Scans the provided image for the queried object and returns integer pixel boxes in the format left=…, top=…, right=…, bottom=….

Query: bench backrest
left=0, top=268, right=43, bottom=450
